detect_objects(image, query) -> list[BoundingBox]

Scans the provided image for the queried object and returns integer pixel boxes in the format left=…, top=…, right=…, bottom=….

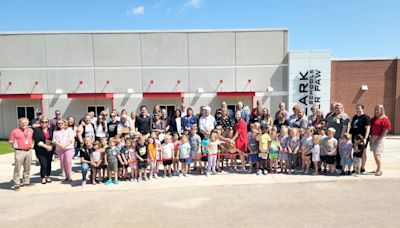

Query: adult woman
left=94, top=114, right=107, bottom=141
left=80, top=136, right=94, bottom=186
left=349, top=104, right=371, bottom=173
left=260, top=107, right=273, bottom=127
left=326, top=103, right=350, bottom=170
left=151, top=113, right=165, bottom=134
left=293, top=109, right=308, bottom=130
left=232, top=110, right=248, bottom=172
left=32, top=117, right=53, bottom=184
left=52, top=119, right=76, bottom=182
left=66, top=116, right=79, bottom=159
left=273, top=111, right=289, bottom=133
left=288, top=104, right=301, bottom=128
left=219, top=109, right=234, bottom=131
left=369, top=105, right=391, bottom=176
left=170, top=109, right=183, bottom=135
left=182, top=107, right=197, bottom=131
left=308, top=105, right=325, bottom=128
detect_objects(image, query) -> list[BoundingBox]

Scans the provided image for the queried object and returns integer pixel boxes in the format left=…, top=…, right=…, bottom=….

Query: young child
left=105, top=138, right=124, bottom=185
left=119, top=140, right=130, bottom=181
left=339, top=133, right=353, bottom=175
left=268, top=129, right=280, bottom=174
left=189, top=125, right=202, bottom=174
left=126, top=139, right=138, bottom=182
left=352, top=134, right=365, bottom=175
left=172, top=133, right=181, bottom=176
left=223, top=128, right=237, bottom=171
left=147, top=137, right=158, bottom=179
left=278, top=126, right=289, bottom=173
left=324, top=128, right=338, bottom=175
left=287, top=127, right=300, bottom=174
left=248, top=128, right=260, bottom=175
left=161, top=135, right=174, bottom=177
left=300, top=128, right=313, bottom=174
left=100, top=137, right=109, bottom=182
left=151, top=132, right=162, bottom=178
left=257, top=125, right=271, bottom=174
left=318, top=128, right=328, bottom=174
left=201, top=131, right=210, bottom=173
left=207, top=131, right=222, bottom=176
left=311, top=134, right=321, bottom=175
left=178, top=135, right=191, bottom=177
left=116, top=137, right=127, bottom=180
left=90, top=141, right=103, bottom=185
left=136, top=136, right=149, bottom=181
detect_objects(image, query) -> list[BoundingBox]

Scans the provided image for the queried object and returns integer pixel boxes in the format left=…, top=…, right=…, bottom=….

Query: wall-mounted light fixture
left=361, top=85, right=368, bottom=91
left=267, top=87, right=274, bottom=92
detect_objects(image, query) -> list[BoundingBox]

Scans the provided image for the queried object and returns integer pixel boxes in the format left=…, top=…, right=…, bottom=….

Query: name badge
left=25, top=139, right=29, bottom=145
left=336, top=118, right=340, bottom=124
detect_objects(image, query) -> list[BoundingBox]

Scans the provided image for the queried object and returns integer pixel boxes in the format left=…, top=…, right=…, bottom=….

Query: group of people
left=9, top=100, right=391, bottom=190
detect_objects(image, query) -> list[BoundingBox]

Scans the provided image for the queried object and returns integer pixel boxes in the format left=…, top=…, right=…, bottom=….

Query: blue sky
left=0, top=0, right=399, bottom=58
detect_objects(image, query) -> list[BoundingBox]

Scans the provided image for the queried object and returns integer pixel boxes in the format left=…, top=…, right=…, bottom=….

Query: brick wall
left=331, top=59, right=399, bottom=134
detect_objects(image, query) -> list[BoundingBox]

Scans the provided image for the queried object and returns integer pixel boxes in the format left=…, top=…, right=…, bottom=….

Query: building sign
left=288, top=51, right=331, bottom=117
left=298, top=69, right=322, bottom=115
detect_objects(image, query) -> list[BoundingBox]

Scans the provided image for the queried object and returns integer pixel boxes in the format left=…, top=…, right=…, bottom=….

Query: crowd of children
left=80, top=122, right=367, bottom=186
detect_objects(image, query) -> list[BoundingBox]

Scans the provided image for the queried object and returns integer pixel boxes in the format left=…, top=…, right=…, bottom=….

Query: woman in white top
left=95, top=114, right=107, bottom=140
left=52, top=119, right=76, bottom=182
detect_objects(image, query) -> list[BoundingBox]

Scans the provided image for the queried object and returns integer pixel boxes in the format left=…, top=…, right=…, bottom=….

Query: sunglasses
left=40, top=121, right=48, bottom=124
left=111, top=115, right=116, bottom=118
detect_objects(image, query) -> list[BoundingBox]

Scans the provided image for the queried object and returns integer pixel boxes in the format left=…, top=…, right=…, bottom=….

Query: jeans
left=81, top=163, right=90, bottom=181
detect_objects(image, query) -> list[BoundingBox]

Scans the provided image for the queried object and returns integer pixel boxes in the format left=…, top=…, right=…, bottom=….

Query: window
left=87, top=106, right=105, bottom=117
left=16, top=106, right=35, bottom=122
left=160, top=105, right=175, bottom=117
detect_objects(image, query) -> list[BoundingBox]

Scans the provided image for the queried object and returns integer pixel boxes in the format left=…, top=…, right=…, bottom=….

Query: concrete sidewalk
left=0, top=139, right=399, bottom=227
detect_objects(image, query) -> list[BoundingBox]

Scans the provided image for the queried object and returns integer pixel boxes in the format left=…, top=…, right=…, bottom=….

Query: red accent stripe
left=67, top=93, right=114, bottom=99
left=0, top=94, right=43, bottom=99
left=142, top=92, right=183, bottom=98
left=216, top=92, right=255, bottom=97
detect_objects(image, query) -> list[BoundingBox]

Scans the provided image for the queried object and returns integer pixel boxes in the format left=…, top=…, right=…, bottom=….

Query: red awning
left=67, top=93, right=114, bottom=99
left=0, top=94, right=43, bottom=99
left=142, top=92, right=183, bottom=98
left=216, top=92, right=255, bottom=97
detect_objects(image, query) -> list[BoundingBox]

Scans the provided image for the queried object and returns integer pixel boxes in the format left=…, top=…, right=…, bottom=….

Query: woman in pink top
left=52, top=119, right=76, bottom=182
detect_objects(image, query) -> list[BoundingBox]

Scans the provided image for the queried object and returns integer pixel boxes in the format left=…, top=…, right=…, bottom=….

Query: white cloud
left=127, top=6, right=145, bottom=16
left=180, top=0, right=203, bottom=12
left=187, top=0, right=202, bottom=8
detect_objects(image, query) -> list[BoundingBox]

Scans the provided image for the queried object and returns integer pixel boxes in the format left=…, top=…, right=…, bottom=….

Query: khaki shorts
left=370, top=135, right=384, bottom=155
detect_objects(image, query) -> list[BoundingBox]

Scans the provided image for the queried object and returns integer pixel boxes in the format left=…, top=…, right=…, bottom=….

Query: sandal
left=375, top=171, right=383, bottom=176
left=46, top=178, right=52, bottom=183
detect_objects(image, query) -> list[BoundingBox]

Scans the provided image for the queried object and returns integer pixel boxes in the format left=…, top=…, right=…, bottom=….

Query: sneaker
left=212, top=172, right=217, bottom=175
left=361, top=168, right=366, bottom=174
left=113, top=180, right=120, bottom=184
left=137, top=178, right=142, bottom=182
left=144, top=177, right=149, bottom=181
left=183, top=173, right=187, bottom=177
left=14, top=185, right=20, bottom=191
left=205, top=172, right=209, bottom=177
left=105, top=180, right=112, bottom=185
left=81, top=180, right=87, bottom=186
left=247, top=168, right=253, bottom=174
left=256, top=169, right=262, bottom=175
left=154, top=174, right=158, bottom=179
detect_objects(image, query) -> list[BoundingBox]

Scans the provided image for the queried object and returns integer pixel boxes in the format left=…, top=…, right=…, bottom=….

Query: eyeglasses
left=57, top=122, right=64, bottom=125
left=111, top=115, right=116, bottom=118
left=40, top=121, right=48, bottom=124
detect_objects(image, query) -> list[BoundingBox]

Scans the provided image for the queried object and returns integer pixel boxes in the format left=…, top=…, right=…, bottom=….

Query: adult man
left=199, top=106, right=216, bottom=135
left=251, top=100, right=262, bottom=117
left=117, top=114, right=131, bottom=137
left=135, top=106, right=152, bottom=135
left=9, top=117, right=34, bottom=191
left=237, top=101, right=250, bottom=124
left=160, top=109, right=170, bottom=133
left=107, top=111, right=120, bottom=138
left=215, top=101, right=233, bottom=120
left=274, top=102, right=290, bottom=120
left=50, top=110, right=62, bottom=131
left=30, top=110, right=43, bottom=128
